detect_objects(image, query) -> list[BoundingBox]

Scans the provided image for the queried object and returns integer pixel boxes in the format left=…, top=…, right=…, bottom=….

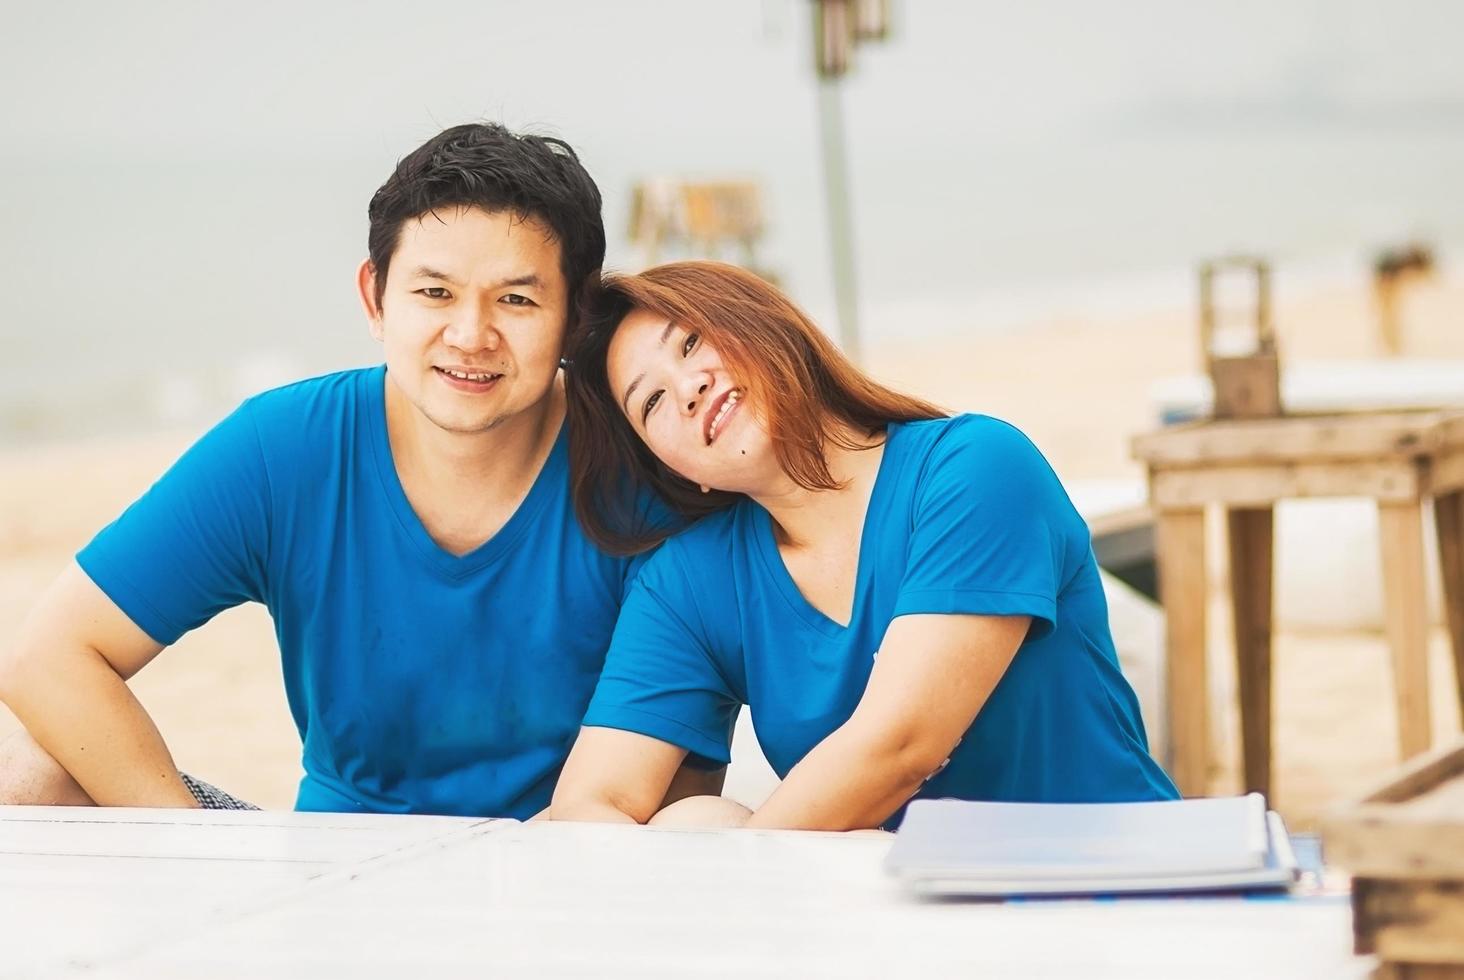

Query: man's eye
left=641, top=390, right=662, bottom=422
left=682, top=332, right=699, bottom=356
left=417, top=287, right=450, bottom=300
left=501, top=294, right=534, bottom=306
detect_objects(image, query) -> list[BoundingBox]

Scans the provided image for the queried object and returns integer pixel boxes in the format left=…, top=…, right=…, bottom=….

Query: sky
left=1, top=0, right=1461, bottom=441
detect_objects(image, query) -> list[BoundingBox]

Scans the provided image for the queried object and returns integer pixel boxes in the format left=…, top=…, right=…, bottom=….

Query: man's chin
left=425, top=409, right=511, bottom=436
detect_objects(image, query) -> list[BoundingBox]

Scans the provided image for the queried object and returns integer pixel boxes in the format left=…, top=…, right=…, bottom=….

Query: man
left=0, top=123, right=703, bottom=816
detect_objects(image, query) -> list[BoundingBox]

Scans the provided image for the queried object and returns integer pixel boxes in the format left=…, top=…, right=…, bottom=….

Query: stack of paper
left=885, top=794, right=1298, bottom=897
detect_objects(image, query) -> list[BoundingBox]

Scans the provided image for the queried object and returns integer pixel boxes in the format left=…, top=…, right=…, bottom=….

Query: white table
left=1, top=806, right=1367, bottom=979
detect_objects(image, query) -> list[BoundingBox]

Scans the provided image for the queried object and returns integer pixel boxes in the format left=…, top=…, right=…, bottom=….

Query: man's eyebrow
left=407, top=269, right=544, bottom=290
left=409, top=265, right=458, bottom=284
left=492, top=273, right=544, bottom=289
left=620, top=321, right=679, bottom=417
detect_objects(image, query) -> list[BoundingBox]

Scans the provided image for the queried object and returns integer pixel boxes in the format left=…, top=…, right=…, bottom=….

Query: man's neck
left=383, top=375, right=565, bottom=555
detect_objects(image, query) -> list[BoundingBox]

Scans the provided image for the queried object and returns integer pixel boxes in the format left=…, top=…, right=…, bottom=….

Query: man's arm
left=549, top=727, right=690, bottom=823
left=0, top=562, right=198, bottom=808
left=743, top=613, right=1029, bottom=832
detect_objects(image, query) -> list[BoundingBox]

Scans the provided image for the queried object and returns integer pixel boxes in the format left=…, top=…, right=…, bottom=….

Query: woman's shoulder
left=892, top=413, right=1048, bottom=473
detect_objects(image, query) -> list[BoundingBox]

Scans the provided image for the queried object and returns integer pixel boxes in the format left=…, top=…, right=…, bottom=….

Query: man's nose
left=444, top=306, right=501, bottom=353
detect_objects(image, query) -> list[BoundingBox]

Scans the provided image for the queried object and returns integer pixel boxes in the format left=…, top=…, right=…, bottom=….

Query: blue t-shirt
left=584, top=415, right=1178, bottom=819
left=78, top=366, right=641, bottom=818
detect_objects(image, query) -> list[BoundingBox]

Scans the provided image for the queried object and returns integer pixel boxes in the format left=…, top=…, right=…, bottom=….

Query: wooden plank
left=1430, top=449, right=1464, bottom=496
left=1358, top=739, right=1464, bottom=805
left=1379, top=502, right=1435, bottom=760
left=1435, top=492, right=1464, bottom=721
left=1324, top=810, right=1464, bottom=879
left=1319, top=741, right=1464, bottom=879
left=1133, top=411, right=1448, bottom=467
left=1210, top=353, right=1281, bottom=419
left=1374, top=963, right=1464, bottom=980
left=1355, top=878, right=1464, bottom=967
left=1152, top=461, right=1420, bottom=509
left=1227, top=506, right=1274, bottom=798
left=1155, top=508, right=1209, bottom=796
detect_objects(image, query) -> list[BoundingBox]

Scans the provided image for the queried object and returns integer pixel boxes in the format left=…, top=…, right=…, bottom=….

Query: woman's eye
left=682, top=333, right=699, bottom=356
left=641, top=390, right=662, bottom=422
left=418, top=287, right=450, bottom=300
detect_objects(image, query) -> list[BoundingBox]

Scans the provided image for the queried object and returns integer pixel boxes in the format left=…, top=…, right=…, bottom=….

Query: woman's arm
left=549, top=726, right=691, bottom=823
left=743, top=612, right=1029, bottom=831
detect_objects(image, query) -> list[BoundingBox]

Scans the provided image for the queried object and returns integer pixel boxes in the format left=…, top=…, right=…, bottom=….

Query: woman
left=551, top=261, right=1177, bottom=831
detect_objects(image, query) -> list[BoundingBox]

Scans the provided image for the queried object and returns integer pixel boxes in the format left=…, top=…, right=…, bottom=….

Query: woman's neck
left=750, top=424, right=887, bottom=552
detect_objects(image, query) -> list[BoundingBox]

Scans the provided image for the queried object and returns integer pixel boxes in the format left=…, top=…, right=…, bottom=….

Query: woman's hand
left=647, top=794, right=752, bottom=828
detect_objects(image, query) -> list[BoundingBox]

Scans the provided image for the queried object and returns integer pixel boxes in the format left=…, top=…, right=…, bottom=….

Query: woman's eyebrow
left=620, top=321, right=679, bottom=414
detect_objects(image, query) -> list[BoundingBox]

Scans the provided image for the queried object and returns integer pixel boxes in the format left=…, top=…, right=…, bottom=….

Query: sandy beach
left=2, top=270, right=1461, bottom=824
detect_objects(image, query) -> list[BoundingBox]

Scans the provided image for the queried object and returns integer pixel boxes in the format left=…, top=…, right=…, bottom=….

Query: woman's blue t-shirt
left=583, top=415, right=1178, bottom=815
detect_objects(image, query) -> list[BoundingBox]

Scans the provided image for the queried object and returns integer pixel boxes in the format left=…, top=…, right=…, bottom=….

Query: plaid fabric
left=179, top=771, right=260, bottom=810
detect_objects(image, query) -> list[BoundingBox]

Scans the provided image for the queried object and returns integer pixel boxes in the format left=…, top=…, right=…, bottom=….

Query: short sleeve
left=76, top=401, right=272, bottom=646
left=892, top=417, right=1072, bottom=639
left=582, top=546, right=739, bottom=765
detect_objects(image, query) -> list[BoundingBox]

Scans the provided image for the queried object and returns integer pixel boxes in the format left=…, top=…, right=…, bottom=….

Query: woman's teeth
left=708, top=390, right=741, bottom=443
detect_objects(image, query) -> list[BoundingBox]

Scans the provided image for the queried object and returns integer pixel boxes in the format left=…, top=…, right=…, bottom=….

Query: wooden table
left=2, top=806, right=1364, bottom=978
left=1133, top=410, right=1464, bottom=799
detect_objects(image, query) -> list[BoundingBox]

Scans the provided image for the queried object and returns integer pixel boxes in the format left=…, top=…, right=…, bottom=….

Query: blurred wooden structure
left=1134, top=410, right=1464, bottom=799
left=1374, top=243, right=1436, bottom=357
left=627, top=178, right=770, bottom=276
left=1321, top=736, right=1464, bottom=978
left=1135, top=257, right=1464, bottom=799
left=1200, top=256, right=1281, bottom=419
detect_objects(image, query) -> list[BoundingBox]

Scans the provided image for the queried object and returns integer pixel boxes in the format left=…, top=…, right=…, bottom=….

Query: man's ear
left=356, top=258, right=384, bottom=341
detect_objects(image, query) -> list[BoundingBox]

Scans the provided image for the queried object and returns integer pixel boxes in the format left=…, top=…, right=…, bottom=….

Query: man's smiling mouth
left=435, top=366, right=502, bottom=388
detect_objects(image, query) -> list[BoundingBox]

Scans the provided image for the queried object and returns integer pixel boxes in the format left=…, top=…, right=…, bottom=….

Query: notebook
left=885, top=794, right=1299, bottom=897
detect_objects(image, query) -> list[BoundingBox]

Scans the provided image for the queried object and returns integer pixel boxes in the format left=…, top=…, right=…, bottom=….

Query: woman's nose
left=685, top=380, right=709, bottom=414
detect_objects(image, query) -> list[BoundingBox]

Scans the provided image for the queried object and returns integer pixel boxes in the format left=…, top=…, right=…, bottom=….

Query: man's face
left=362, top=206, right=568, bottom=436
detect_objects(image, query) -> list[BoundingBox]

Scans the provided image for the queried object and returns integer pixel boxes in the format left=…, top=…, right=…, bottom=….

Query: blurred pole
left=811, top=0, right=888, bottom=364
left=817, top=78, right=861, bottom=364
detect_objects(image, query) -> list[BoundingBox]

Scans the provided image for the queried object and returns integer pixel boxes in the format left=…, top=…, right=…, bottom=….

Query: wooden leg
left=1157, top=507, right=1208, bottom=797
left=1227, top=507, right=1274, bottom=799
left=1433, top=490, right=1464, bottom=723
left=1378, top=501, right=1433, bottom=759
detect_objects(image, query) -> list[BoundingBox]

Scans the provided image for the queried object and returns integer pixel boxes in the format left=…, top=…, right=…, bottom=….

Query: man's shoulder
left=234, top=366, right=381, bottom=452
left=243, top=365, right=379, bottom=424
left=205, top=365, right=382, bottom=487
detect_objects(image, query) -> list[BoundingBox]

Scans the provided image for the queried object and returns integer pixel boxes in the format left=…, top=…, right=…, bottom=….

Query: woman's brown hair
left=565, top=261, right=945, bottom=555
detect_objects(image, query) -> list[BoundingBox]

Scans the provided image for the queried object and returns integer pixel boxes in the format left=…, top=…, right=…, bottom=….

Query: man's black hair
left=366, top=122, right=606, bottom=318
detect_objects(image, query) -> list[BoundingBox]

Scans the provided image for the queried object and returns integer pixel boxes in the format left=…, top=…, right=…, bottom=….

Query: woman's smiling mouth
left=704, top=388, right=742, bottom=445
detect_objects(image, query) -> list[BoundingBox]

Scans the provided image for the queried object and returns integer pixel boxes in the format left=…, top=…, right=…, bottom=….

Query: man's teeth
left=442, top=368, right=496, bottom=382
left=708, top=390, right=741, bottom=442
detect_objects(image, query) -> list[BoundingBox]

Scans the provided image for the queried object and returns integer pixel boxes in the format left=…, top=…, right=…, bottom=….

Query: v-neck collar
left=750, top=426, right=900, bottom=637
left=364, top=365, right=565, bottom=579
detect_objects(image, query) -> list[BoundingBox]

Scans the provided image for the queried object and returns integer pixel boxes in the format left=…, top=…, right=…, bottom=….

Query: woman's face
left=605, top=307, right=779, bottom=494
